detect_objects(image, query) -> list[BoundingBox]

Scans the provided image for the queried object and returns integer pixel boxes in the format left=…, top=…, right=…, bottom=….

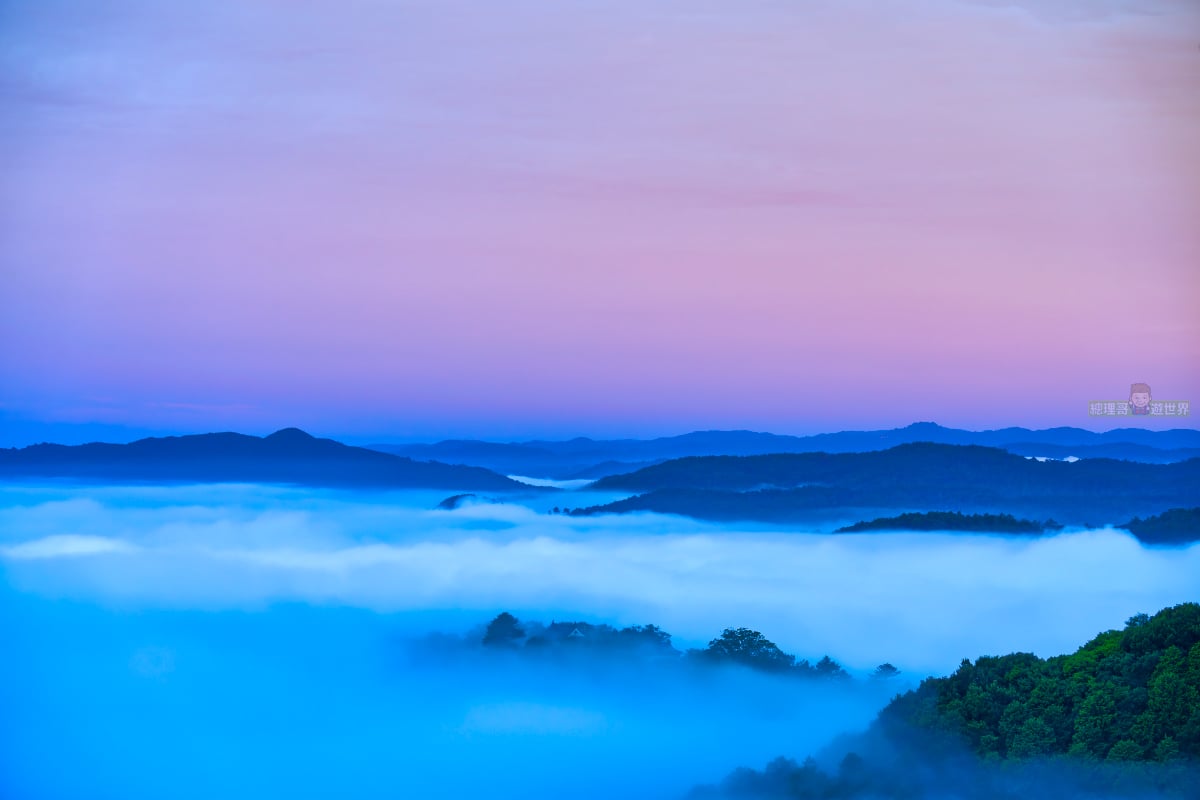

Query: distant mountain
left=570, top=444, right=1200, bottom=529
left=369, top=423, right=1200, bottom=479
left=368, top=439, right=665, bottom=481
left=563, top=459, right=665, bottom=480
left=823, top=422, right=1200, bottom=451
left=1002, top=442, right=1200, bottom=464
left=589, top=443, right=1199, bottom=493
left=0, top=428, right=529, bottom=491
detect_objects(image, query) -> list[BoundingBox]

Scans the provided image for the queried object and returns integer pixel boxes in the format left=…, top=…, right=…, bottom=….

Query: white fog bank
left=2, top=483, right=1195, bottom=675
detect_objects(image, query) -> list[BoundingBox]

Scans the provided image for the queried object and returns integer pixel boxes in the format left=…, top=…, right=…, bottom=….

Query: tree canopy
left=703, top=627, right=798, bottom=672
left=474, top=614, right=849, bottom=680
left=883, top=602, right=1200, bottom=762
left=482, top=612, right=525, bottom=647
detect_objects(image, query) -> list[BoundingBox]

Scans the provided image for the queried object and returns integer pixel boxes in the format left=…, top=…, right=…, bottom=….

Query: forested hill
left=694, top=603, right=1200, bottom=799
left=885, top=602, right=1200, bottom=762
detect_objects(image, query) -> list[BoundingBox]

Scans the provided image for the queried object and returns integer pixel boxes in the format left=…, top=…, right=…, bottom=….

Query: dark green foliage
left=1120, top=507, right=1200, bottom=545
left=890, top=603, right=1200, bottom=762
left=835, top=511, right=1049, bottom=534
left=696, top=605, right=1200, bottom=799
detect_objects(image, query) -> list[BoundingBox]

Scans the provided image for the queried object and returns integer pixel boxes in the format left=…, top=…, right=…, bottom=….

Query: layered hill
left=0, top=428, right=528, bottom=491
left=571, top=443, right=1200, bottom=528
left=370, top=423, right=1200, bottom=480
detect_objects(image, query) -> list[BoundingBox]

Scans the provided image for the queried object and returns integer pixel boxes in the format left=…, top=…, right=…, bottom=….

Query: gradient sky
left=1, top=0, right=1198, bottom=443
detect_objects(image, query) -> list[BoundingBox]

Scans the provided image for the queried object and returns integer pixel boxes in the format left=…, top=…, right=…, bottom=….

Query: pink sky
left=1, top=0, right=1198, bottom=442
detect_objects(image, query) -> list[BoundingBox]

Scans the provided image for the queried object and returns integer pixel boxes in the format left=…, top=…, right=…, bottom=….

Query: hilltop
left=0, top=428, right=528, bottom=491
left=695, top=603, right=1200, bottom=799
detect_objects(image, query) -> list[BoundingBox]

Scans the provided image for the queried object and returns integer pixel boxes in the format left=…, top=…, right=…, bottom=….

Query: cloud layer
left=3, top=483, right=1197, bottom=675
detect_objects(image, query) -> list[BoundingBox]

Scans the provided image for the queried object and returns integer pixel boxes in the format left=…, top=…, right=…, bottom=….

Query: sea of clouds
left=2, top=483, right=1196, bottom=672
left=2, top=482, right=1197, bottom=799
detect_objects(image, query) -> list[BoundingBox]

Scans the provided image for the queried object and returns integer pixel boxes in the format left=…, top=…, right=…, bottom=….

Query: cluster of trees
left=884, top=602, right=1200, bottom=763
left=479, top=613, right=869, bottom=681
left=1120, top=507, right=1200, bottom=545
left=835, top=511, right=1060, bottom=534
left=693, top=627, right=852, bottom=680
left=481, top=612, right=675, bottom=657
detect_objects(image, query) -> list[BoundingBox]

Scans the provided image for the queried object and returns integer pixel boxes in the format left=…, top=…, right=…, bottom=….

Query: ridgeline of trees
left=692, top=603, right=1200, bottom=799
left=477, top=613, right=860, bottom=681
left=835, top=511, right=1060, bottom=534
left=1119, top=507, right=1200, bottom=546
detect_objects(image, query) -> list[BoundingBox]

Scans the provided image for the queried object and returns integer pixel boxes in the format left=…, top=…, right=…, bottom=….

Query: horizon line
left=3, top=419, right=1199, bottom=450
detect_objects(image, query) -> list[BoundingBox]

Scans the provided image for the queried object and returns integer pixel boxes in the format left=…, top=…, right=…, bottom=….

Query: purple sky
left=2, top=0, right=1198, bottom=443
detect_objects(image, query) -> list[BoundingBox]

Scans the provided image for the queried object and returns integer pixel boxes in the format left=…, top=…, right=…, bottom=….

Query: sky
left=1, top=0, right=1198, bottom=443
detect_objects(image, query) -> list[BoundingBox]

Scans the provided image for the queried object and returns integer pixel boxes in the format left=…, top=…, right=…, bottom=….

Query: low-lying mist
left=2, top=483, right=1195, bottom=674
left=0, top=588, right=895, bottom=800
left=2, top=482, right=1198, bottom=798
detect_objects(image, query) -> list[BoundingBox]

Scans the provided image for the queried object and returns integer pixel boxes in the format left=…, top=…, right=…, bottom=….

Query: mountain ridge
left=0, top=428, right=529, bottom=491
left=368, top=423, right=1200, bottom=479
left=567, top=443, right=1200, bottom=530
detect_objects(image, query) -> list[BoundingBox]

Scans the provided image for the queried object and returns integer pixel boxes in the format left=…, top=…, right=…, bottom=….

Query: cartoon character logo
left=1129, top=382, right=1151, bottom=415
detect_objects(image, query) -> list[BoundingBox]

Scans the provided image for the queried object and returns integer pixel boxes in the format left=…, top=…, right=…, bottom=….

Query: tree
left=1106, top=739, right=1145, bottom=762
left=1008, top=717, right=1056, bottom=758
left=1133, top=645, right=1198, bottom=754
left=703, top=627, right=796, bottom=672
left=482, top=612, right=525, bottom=647
left=815, top=655, right=850, bottom=680
left=1069, top=683, right=1118, bottom=758
left=618, top=624, right=674, bottom=653
left=872, top=663, right=901, bottom=680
